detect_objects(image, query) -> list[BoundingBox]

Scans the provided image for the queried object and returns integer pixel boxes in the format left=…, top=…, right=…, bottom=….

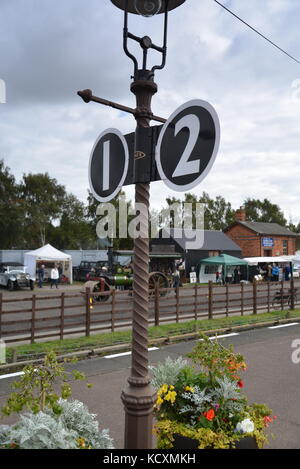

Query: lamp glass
left=134, top=0, right=162, bottom=17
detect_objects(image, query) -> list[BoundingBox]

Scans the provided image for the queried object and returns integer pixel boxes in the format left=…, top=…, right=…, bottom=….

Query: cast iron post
left=121, top=78, right=157, bottom=449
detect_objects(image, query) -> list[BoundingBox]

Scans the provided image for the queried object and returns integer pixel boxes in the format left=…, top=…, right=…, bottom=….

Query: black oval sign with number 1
left=89, top=128, right=129, bottom=202
left=155, top=99, right=220, bottom=192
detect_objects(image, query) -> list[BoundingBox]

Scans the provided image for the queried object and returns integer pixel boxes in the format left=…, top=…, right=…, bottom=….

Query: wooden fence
left=0, top=279, right=299, bottom=345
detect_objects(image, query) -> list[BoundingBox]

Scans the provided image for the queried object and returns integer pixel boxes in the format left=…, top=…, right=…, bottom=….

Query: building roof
left=224, top=221, right=300, bottom=237
left=152, top=229, right=241, bottom=252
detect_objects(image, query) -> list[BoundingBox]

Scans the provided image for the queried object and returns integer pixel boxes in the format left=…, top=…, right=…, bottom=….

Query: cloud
left=0, top=0, right=300, bottom=227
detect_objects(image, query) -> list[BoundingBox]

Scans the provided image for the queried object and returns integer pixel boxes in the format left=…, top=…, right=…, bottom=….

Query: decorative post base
left=121, top=380, right=157, bottom=449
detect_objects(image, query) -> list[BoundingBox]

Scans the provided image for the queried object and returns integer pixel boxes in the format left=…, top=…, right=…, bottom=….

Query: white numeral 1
left=103, top=140, right=110, bottom=191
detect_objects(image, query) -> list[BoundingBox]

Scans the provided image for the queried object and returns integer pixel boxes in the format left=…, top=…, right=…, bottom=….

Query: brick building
left=224, top=208, right=300, bottom=258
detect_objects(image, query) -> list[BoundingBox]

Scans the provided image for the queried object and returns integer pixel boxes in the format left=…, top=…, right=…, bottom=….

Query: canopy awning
left=200, top=253, right=248, bottom=266
left=244, top=256, right=293, bottom=265
left=24, top=244, right=72, bottom=283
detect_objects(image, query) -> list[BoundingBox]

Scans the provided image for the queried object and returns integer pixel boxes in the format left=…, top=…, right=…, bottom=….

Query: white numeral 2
left=172, top=114, right=200, bottom=178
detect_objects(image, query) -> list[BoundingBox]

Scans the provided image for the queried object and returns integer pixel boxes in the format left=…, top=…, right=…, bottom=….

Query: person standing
left=37, top=264, right=45, bottom=288
left=267, top=264, right=272, bottom=281
left=284, top=265, right=290, bottom=281
left=271, top=264, right=279, bottom=282
left=58, top=263, right=63, bottom=283
left=50, top=265, right=59, bottom=289
left=172, top=267, right=180, bottom=289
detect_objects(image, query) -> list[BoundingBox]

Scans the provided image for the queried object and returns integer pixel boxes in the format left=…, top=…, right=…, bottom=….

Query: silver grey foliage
left=0, top=399, right=114, bottom=449
left=150, top=356, right=188, bottom=390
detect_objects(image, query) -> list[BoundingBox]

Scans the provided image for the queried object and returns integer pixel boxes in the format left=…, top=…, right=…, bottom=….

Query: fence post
left=280, top=280, right=284, bottom=311
left=226, top=284, right=229, bottom=317
left=290, top=271, right=295, bottom=310
left=31, top=294, right=36, bottom=344
left=208, top=281, right=213, bottom=320
left=194, top=283, right=198, bottom=321
left=176, top=286, right=179, bottom=323
left=241, top=282, right=244, bottom=316
left=60, top=292, right=65, bottom=341
left=267, top=281, right=270, bottom=313
left=0, top=292, right=2, bottom=339
left=85, top=287, right=91, bottom=337
left=111, top=289, right=116, bottom=332
left=253, top=279, right=257, bottom=315
left=154, top=282, right=160, bottom=327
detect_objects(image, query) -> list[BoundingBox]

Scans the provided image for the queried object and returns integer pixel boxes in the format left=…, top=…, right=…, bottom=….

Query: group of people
left=37, top=264, right=63, bottom=289
left=215, top=266, right=242, bottom=285
left=263, top=263, right=290, bottom=282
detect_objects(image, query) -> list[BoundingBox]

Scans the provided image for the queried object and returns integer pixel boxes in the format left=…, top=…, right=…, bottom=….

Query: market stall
left=199, top=253, right=248, bottom=284
left=24, top=244, right=73, bottom=284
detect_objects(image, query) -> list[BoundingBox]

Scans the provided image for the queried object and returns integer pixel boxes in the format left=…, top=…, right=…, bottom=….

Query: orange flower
left=203, top=409, right=215, bottom=421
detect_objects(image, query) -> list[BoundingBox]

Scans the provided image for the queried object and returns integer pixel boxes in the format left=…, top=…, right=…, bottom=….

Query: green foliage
left=0, top=160, right=24, bottom=248
left=154, top=419, right=234, bottom=449
left=243, top=198, right=287, bottom=225
left=1, top=351, right=86, bottom=417
left=187, top=333, right=246, bottom=384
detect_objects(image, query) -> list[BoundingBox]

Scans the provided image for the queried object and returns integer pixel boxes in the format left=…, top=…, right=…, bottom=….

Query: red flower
left=237, top=380, right=244, bottom=388
left=203, top=409, right=215, bottom=421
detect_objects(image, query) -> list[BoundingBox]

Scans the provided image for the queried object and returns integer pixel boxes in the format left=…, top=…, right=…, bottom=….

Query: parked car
left=0, top=263, right=35, bottom=291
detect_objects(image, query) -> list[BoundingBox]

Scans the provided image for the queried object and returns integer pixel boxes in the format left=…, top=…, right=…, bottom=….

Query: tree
left=20, top=173, right=66, bottom=247
left=87, top=190, right=134, bottom=250
left=0, top=160, right=24, bottom=248
left=243, top=198, right=287, bottom=226
left=159, top=192, right=235, bottom=232
left=198, top=192, right=236, bottom=230
left=50, top=194, right=95, bottom=250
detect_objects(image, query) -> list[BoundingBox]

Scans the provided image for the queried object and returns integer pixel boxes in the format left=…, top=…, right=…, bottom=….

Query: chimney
left=235, top=206, right=246, bottom=222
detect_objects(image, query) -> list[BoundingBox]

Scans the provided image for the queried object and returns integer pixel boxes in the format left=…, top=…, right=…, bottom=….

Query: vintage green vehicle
left=0, top=263, right=35, bottom=291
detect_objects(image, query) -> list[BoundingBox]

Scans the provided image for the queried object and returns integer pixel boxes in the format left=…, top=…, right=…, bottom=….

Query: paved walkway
left=1, top=324, right=300, bottom=449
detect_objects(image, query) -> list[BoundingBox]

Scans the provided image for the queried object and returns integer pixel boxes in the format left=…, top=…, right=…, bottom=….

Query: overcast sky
left=0, top=0, right=299, bottom=223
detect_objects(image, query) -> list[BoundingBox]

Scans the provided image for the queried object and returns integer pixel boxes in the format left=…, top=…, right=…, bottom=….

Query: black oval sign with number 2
left=155, top=99, right=220, bottom=192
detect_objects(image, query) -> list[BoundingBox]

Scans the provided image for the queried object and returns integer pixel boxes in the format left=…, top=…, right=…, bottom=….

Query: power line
left=214, top=0, right=300, bottom=66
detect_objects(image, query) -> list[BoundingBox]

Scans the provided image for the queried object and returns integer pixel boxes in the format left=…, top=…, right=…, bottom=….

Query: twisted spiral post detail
left=129, top=182, right=150, bottom=383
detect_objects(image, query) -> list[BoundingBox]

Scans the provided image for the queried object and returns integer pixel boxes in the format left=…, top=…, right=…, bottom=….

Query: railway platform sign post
left=80, top=0, right=220, bottom=450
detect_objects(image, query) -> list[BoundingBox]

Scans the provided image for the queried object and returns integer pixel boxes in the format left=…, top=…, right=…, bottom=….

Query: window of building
left=208, top=251, right=220, bottom=257
left=204, top=265, right=219, bottom=274
left=283, top=240, right=288, bottom=255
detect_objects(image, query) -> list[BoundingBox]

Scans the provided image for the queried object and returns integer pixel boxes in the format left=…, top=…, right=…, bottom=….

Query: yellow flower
left=185, top=386, right=195, bottom=393
left=156, top=396, right=164, bottom=406
left=77, top=437, right=87, bottom=448
left=164, top=390, right=177, bottom=404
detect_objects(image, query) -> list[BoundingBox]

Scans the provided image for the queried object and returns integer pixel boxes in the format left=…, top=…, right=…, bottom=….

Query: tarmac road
left=1, top=323, right=300, bottom=449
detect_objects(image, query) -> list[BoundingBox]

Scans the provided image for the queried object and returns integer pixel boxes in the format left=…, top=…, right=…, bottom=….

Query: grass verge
left=3, top=308, right=300, bottom=364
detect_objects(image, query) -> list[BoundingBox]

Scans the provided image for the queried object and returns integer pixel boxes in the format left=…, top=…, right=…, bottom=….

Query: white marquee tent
left=243, top=256, right=293, bottom=265
left=24, top=244, right=73, bottom=284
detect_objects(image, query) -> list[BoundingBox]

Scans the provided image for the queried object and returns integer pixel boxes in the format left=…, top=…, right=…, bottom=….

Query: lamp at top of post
left=111, top=0, right=186, bottom=81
